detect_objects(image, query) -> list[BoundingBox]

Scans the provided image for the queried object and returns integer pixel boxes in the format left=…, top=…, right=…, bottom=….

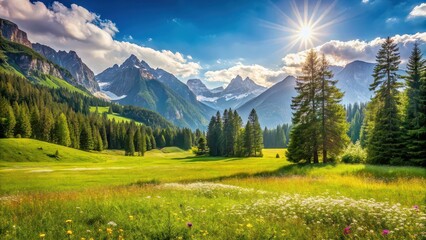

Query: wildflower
left=129, top=215, right=134, bottom=221
left=81, top=238, right=86, bottom=240
left=66, top=230, right=73, bottom=235
left=119, top=229, right=124, bottom=233
left=107, top=228, right=113, bottom=235
left=344, top=226, right=351, bottom=235
left=413, top=205, right=419, bottom=211
left=382, top=229, right=390, bottom=235
left=187, top=222, right=193, bottom=228
left=107, top=221, right=117, bottom=227
left=246, top=223, right=253, bottom=228
left=65, top=220, right=72, bottom=224
left=39, top=233, right=46, bottom=238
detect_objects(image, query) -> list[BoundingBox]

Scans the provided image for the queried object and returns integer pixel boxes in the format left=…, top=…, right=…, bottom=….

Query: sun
left=298, top=24, right=313, bottom=41
left=259, top=0, right=343, bottom=51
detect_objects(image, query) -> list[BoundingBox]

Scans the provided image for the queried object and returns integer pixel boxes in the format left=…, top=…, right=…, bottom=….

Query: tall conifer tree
left=367, top=37, right=403, bottom=164
left=403, top=42, right=426, bottom=166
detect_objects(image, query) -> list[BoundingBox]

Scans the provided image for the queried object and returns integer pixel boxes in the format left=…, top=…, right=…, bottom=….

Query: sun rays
left=260, top=0, right=345, bottom=52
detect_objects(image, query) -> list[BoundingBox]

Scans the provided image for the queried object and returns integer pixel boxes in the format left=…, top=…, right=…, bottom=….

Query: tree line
left=0, top=72, right=196, bottom=156
left=206, top=108, right=263, bottom=157
left=263, top=124, right=291, bottom=148
left=286, top=38, right=426, bottom=166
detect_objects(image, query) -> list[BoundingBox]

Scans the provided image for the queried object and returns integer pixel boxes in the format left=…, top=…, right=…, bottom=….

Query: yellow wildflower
left=129, top=215, right=134, bottom=221
left=246, top=223, right=253, bottom=228
left=65, top=219, right=72, bottom=224
left=107, top=228, right=113, bottom=235
left=39, top=233, right=46, bottom=238
left=66, top=230, right=73, bottom=235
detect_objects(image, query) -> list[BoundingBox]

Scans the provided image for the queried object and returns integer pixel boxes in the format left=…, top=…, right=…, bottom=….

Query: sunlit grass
left=89, top=106, right=143, bottom=124
left=0, top=139, right=425, bottom=239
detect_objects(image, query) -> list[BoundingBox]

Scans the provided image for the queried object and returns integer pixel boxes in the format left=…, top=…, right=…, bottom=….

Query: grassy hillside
left=89, top=106, right=143, bottom=124
left=0, top=139, right=425, bottom=239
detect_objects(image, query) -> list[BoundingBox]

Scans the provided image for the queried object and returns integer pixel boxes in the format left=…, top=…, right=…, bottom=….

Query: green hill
left=0, top=138, right=106, bottom=163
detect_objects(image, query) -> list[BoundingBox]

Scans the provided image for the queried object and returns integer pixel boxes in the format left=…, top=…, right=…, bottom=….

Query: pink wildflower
left=344, top=226, right=351, bottom=235
left=382, top=229, right=390, bottom=235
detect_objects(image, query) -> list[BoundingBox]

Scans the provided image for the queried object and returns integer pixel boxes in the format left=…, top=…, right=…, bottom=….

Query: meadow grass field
left=89, top=106, right=143, bottom=124
left=0, top=139, right=425, bottom=239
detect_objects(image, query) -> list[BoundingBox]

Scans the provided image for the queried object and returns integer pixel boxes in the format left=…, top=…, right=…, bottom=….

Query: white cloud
left=386, top=17, right=399, bottom=24
left=0, top=0, right=200, bottom=77
left=408, top=3, right=426, bottom=19
left=123, top=35, right=133, bottom=41
left=147, top=37, right=153, bottom=42
left=362, top=0, right=369, bottom=3
left=204, top=63, right=286, bottom=87
left=282, top=33, right=426, bottom=75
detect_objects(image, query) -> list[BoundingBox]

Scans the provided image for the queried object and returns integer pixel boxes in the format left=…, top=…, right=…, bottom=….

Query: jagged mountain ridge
left=32, top=43, right=100, bottom=93
left=187, top=75, right=267, bottom=110
left=96, top=55, right=214, bottom=129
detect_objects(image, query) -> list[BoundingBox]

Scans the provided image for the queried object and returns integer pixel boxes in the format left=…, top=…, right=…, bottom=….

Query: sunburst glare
left=260, top=0, right=345, bottom=52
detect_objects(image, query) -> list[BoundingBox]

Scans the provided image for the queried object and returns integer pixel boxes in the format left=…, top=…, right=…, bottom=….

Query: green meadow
left=89, top=106, right=143, bottom=124
left=0, top=138, right=425, bottom=239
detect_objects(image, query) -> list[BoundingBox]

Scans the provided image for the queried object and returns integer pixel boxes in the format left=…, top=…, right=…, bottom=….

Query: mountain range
left=187, top=75, right=267, bottom=110
left=95, top=54, right=214, bottom=129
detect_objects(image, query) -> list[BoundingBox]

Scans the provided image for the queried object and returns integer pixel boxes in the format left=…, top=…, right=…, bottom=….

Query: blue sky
left=3, top=0, right=425, bottom=87
left=36, top=0, right=425, bottom=67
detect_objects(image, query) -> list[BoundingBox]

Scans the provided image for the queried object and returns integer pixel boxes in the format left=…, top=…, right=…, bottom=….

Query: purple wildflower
left=344, top=226, right=351, bottom=235
left=187, top=222, right=193, bottom=228
left=382, top=229, right=390, bottom=235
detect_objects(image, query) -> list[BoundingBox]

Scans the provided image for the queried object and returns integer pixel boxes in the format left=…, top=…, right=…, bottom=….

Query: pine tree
left=134, top=127, right=143, bottom=156
left=403, top=42, right=426, bottom=166
left=0, top=98, right=16, bottom=138
left=140, top=126, right=146, bottom=156
left=99, top=124, right=107, bottom=150
left=30, top=105, right=40, bottom=139
left=183, top=128, right=192, bottom=150
left=244, top=121, right=253, bottom=156
left=318, top=55, right=349, bottom=162
left=125, top=127, right=135, bottom=156
left=40, top=108, right=54, bottom=142
left=55, top=113, right=71, bottom=146
left=367, top=37, right=403, bottom=164
left=287, top=49, right=321, bottom=163
left=197, top=136, right=207, bottom=155
left=349, top=110, right=362, bottom=143
left=80, top=123, right=93, bottom=151
left=207, top=112, right=223, bottom=156
left=15, top=103, right=32, bottom=138
left=247, top=109, right=263, bottom=156
left=94, top=128, right=103, bottom=151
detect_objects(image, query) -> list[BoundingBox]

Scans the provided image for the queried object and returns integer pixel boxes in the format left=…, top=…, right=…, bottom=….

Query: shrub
left=276, top=153, right=280, bottom=158
left=341, top=141, right=366, bottom=163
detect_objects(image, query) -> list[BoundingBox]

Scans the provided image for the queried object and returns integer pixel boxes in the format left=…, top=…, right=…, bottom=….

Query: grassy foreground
left=0, top=139, right=425, bottom=239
